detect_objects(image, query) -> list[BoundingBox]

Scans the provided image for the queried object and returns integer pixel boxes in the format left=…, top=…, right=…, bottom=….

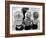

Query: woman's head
left=33, top=12, right=39, bottom=19
left=14, top=11, right=23, bottom=25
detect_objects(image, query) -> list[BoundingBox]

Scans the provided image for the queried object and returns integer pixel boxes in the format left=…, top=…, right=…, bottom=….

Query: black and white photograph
left=10, top=4, right=43, bottom=34
left=12, top=7, right=39, bottom=30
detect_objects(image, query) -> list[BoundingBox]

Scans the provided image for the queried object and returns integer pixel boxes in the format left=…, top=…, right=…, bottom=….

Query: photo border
left=5, top=1, right=45, bottom=37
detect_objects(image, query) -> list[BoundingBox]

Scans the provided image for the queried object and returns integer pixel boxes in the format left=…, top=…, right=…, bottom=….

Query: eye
left=33, top=12, right=39, bottom=19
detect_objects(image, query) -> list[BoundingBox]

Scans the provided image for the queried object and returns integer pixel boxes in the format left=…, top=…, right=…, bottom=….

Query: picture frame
left=5, top=1, right=45, bottom=37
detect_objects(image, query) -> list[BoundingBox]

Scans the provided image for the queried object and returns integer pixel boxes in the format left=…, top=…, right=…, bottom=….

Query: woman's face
left=14, top=11, right=23, bottom=25
left=33, top=12, right=39, bottom=19
left=25, top=19, right=31, bottom=26
left=25, top=12, right=31, bottom=26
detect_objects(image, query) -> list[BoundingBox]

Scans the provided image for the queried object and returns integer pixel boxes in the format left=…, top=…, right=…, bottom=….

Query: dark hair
left=22, top=7, right=29, bottom=20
